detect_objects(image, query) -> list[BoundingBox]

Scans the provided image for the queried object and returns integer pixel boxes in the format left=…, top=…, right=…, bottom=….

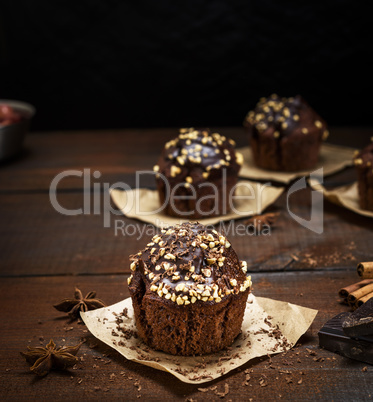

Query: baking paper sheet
left=238, top=143, right=355, bottom=183
left=309, top=179, right=373, bottom=218
left=110, top=180, right=284, bottom=228
left=81, top=295, right=317, bottom=384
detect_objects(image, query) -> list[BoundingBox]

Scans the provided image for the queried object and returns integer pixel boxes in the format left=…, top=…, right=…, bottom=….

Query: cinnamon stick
left=356, top=292, right=373, bottom=308
left=357, top=262, right=373, bottom=279
left=338, top=279, right=373, bottom=298
left=348, top=283, right=373, bottom=303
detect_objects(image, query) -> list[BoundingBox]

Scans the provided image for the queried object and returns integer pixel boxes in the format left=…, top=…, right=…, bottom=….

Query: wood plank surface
left=0, top=127, right=371, bottom=191
left=1, top=188, right=372, bottom=277
left=0, top=271, right=371, bottom=401
left=1, top=127, right=373, bottom=401
left=0, top=128, right=240, bottom=191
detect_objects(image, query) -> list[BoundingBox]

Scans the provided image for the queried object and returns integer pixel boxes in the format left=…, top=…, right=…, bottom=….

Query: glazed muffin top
left=153, top=128, right=243, bottom=183
left=244, top=94, right=329, bottom=140
left=128, top=222, right=251, bottom=306
left=354, top=142, right=373, bottom=170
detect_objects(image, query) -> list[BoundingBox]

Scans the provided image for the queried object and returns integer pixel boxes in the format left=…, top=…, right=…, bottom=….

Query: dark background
left=0, top=1, right=372, bottom=131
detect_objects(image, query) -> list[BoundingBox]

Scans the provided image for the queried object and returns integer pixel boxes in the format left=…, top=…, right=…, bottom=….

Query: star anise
left=244, top=212, right=280, bottom=233
left=53, top=287, right=106, bottom=320
left=20, top=339, right=83, bottom=376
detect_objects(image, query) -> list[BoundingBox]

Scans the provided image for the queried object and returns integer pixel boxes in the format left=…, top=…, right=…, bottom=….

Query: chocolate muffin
left=127, top=222, right=252, bottom=356
left=153, top=128, right=243, bottom=218
left=354, top=142, right=373, bottom=211
left=244, top=94, right=329, bottom=172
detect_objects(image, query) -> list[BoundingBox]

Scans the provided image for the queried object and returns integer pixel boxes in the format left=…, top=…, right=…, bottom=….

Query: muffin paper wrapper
left=81, top=295, right=317, bottom=384
left=238, top=143, right=355, bottom=183
left=309, top=180, right=373, bottom=218
left=110, top=180, right=284, bottom=228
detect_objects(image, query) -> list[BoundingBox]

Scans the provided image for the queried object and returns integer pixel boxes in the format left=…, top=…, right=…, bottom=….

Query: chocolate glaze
left=128, top=222, right=250, bottom=305
left=156, top=128, right=241, bottom=182
left=244, top=94, right=328, bottom=172
left=153, top=129, right=243, bottom=218
left=245, top=94, right=328, bottom=139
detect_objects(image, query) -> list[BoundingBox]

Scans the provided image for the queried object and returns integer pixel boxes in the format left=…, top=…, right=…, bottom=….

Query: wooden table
left=1, top=127, right=372, bottom=401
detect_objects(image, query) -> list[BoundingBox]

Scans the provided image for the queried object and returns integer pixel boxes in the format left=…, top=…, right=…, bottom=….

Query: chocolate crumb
left=259, top=377, right=268, bottom=387
left=285, top=376, right=293, bottom=384
left=214, top=383, right=229, bottom=398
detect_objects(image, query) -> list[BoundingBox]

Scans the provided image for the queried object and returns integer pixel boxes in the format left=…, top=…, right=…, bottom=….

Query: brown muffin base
left=356, top=168, right=373, bottom=211
left=250, top=132, right=322, bottom=172
left=129, top=272, right=249, bottom=356
left=156, top=175, right=238, bottom=219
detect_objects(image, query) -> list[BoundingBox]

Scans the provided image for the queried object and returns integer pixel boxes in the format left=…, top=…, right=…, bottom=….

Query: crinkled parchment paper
left=81, top=295, right=317, bottom=384
left=110, top=180, right=284, bottom=228
left=309, top=179, right=373, bottom=218
left=238, top=143, right=355, bottom=183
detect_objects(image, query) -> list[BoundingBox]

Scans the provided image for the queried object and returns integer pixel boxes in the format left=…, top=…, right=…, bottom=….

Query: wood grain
left=0, top=127, right=371, bottom=191
left=1, top=187, right=372, bottom=277
left=1, top=127, right=372, bottom=401
left=0, top=271, right=370, bottom=401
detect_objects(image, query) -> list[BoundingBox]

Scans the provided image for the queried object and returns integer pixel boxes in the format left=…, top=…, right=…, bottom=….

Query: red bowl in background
left=0, top=99, right=35, bottom=161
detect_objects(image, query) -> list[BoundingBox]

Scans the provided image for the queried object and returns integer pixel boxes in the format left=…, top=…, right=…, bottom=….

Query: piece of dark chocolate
left=318, top=313, right=373, bottom=364
left=342, top=298, right=373, bottom=337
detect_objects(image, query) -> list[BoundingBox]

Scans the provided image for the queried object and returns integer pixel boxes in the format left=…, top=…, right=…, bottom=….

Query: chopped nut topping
left=236, top=152, right=244, bottom=165
left=241, top=261, right=247, bottom=273
left=129, top=222, right=252, bottom=305
left=230, top=279, right=237, bottom=287
left=201, top=268, right=212, bottom=278
left=176, top=156, right=185, bottom=165
left=170, top=165, right=181, bottom=177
